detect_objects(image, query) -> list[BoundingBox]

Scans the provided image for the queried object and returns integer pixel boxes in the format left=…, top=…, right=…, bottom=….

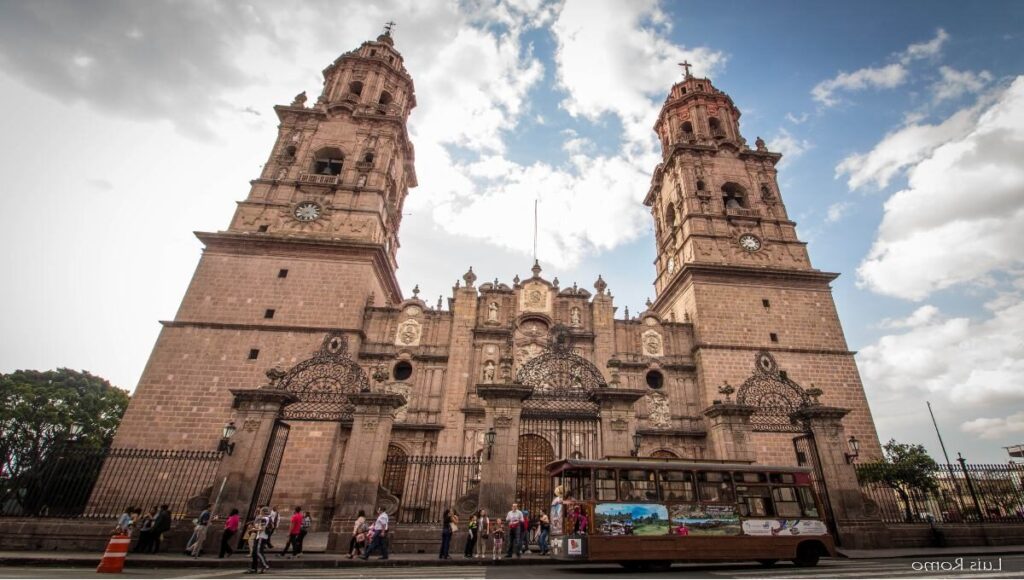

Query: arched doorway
left=516, top=434, right=555, bottom=519
left=651, top=449, right=678, bottom=459
left=381, top=444, right=408, bottom=499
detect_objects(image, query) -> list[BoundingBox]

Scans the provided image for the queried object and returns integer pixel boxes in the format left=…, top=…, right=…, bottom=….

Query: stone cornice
left=790, top=405, right=850, bottom=422
left=654, top=262, right=839, bottom=314
left=392, top=422, right=444, bottom=431
left=702, top=402, right=756, bottom=419
left=195, top=231, right=402, bottom=304
left=691, top=344, right=857, bottom=357
left=476, top=384, right=533, bottom=402
left=230, top=388, right=297, bottom=409
left=348, top=392, right=407, bottom=410
left=590, top=389, right=647, bottom=406
left=637, top=427, right=708, bottom=438
left=161, top=320, right=366, bottom=338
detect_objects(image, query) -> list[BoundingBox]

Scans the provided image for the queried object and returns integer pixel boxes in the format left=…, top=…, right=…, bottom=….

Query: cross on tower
left=383, top=21, right=396, bottom=35
left=678, top=60, right=692, bottom=78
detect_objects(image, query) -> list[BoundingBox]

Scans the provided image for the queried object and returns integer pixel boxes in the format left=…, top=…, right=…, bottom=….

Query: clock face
left=293, top=201, right=321, bottom=222
left=739, top=234, right=761, bottom=252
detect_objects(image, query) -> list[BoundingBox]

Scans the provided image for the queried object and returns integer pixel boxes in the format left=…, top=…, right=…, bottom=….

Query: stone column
left=327, top=391, right=406, bottom=550
left=211, top=389, right=296, bottom=516
left=790, top=405, right=889, bottom=549
left=477, top=384, right=532, bottom=517
left=702, top=402, right=757, bottom=463
left=590, top=389, right=646, bottom=457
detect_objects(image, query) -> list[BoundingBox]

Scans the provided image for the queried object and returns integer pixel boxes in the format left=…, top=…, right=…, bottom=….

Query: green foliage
left=857, top=439, right=939, bottom=521
left=0, top=368, right=129, bottom=485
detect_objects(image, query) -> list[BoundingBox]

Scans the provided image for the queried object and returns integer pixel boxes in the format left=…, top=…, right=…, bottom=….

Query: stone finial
left=463, top=267, right=477, bottom=287
left=371, top=365, right=389, bottom=390
left=437, top=295, right=443, bottom=310
left=494, top=278, right=499, bottom=286
left=412, top=284, right=420, bottom=298
left=805, top=384, right=823, bottom=405
left=718, top=382, right=735, bottom=403
left=455, top=280, right=461, bottom=289
left=755, top=136, right=766, bottom=151
left=624, top=306, right=630, bottom=319
left=531, top=260, right=542, bottom=278
left=684, top=311, right=692, bottom=323
left=553, top=277, right=559, bottom=287
left=645, top=297, right=653, bottom=309
left=594, top=274, right=607, bottom=295
left=513, top=274, right=521, bottom=285
left=291, top=91, right=307, bottom=107
left=572, top=282, right=578, bottom=292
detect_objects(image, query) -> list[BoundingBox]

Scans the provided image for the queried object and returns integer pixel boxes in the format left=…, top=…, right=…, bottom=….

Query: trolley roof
left=546, top=457, right=814, bottom=475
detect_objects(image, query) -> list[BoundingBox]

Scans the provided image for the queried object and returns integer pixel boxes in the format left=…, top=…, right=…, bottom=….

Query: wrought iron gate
left=793, top=433, right=837, bottom=539
left=520, top=416, right=600, bottom=460
left=248, top=421, right=291, bottom=519
left=516, top=434, right=556, bottom=519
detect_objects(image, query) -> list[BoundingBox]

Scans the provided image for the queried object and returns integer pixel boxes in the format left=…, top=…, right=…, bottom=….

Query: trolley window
left=798, top=487, right=820, bottom=517
left=772, top=486, right=802, bottom=517
left=769, top=472, right=796, bottom=485
left=620, top=469, right=658, bottom=501
left=736, top=485, right=773, bottom=517
left=561, top=469, right=591, bottom=501
left=595, top=469, right=617, bottom=501
left=697, top=471, right=735, bottom=503
left=659, top=471, right=696, bottom=501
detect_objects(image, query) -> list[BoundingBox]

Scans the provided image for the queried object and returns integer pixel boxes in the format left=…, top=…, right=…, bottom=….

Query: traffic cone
left=96, top=533, right=131, bottom=573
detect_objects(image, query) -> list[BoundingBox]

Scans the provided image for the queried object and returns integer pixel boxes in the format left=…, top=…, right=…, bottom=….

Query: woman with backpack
left=347, top=510, right=367, bottom=559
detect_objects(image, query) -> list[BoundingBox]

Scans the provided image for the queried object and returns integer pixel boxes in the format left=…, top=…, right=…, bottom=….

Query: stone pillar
left=477, top=384, right=532, bottom=517
left=327, top=391, right=406, bottom=550
left=702, top=402, right=757, bottom=463
left=591, top=389, right=646, bottom=457
left=211, top=389, right=296, bottom=516
left=790, top=405, right=889, bottom=549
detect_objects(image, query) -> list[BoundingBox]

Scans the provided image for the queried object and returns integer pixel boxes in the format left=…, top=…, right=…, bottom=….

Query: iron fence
left=0, top=447, right=222, bottom=520
left=382, top=455, right=480, bottom=524
left=857, top=462, right=1024, bottom=524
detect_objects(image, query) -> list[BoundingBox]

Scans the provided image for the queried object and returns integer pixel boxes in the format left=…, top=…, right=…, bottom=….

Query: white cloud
left=878, top=304, right=939, bottom=329
left=769, top=128, right=812, bottom=165
left=962, top=411, right=1024, bottom=440
left=835, top=104, right=981, bottom=190
left=856, top=77, right=1024, bottom=300
left=785, top=112, right=809, bottom=125
left=812, top=29, right=947, bottom=107
left=933, top=66, right=993, bottom=103
left=858, top=298, right=1024, bottom=407
left=825, top=201, right=852, bottom=224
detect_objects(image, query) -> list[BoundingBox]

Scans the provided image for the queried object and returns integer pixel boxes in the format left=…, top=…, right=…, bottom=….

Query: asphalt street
left=0, top=555, right=1022, bottom=579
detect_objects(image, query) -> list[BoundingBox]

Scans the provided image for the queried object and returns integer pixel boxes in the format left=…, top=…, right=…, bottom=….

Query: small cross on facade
left=678, top=60, right=692, bottom=77
left=383, top=21, right=396, bottom=35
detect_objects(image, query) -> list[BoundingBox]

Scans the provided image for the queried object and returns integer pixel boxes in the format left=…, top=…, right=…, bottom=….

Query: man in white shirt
left=360, top=507, right=390, bottom=560
left=504, top=502, right=524, bottom=558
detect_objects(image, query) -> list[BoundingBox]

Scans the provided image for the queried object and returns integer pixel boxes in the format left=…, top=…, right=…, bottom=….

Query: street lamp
left=631, top=433, right=642, bottom=457
left=844, top=435, right=860, bottom=464
left=218, top=421, right=237, bottom=455
left=484, top=427, right=496, bottom=460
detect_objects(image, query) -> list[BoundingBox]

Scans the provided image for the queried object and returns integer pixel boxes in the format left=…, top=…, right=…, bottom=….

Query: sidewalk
left=838, top=545, right=1024, bottom=559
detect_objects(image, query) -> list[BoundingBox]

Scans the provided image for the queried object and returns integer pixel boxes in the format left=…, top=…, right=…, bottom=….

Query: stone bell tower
left=645, top=66, right=882, bottom=464
left=111, top=27, right=418, bottom=450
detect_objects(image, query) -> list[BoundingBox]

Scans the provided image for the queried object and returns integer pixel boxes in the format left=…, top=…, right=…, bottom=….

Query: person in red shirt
left=279, top=506, right=305, bottom=558
left=219, top=508, right=241, bottom=558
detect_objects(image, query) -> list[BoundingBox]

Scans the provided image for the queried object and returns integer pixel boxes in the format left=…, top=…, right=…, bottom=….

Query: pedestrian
left=219, top=508, right=241, bottom=558
left=504, top=502, right=524, bottom=558
left=187, top=504, right=212, bottom=558
left=151, top=504, right=172, bottom=553
left=491, top=519, right=505, bottom=560
left=348, top=510, right=367, bottom=559
left=360, top=506, right=389, bottom=560
left=298, top=510, right=312, bottom=555
left=439, top=507, right=456, bottom=559
left=520, top=509, right=530, bottom=556
left=538, top=513, right=550, bottom=555
left=133, top=507, right=156, bottom=553
left=115, top=506, right=134, bottom=535
left=475, top=510, right=490, bottom=559
left=246, top=507, right=271, bottom=574
left=265, top=506, right=279, bottom=549
left=279, top=506, right=304, bottom=558
left=464, top=509, right=479, bottom=558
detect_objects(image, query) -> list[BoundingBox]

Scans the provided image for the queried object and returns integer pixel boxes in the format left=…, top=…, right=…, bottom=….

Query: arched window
left=651, top=449, right=678, bottom=459
left=696, top=179, right=706, bottom=192
left=363, top=152, right=375, bottom=164
left=312, top=147, right=344, bottom=176
left=378, top=91, right=393, bottom=106
left=393, top=360, right=412, bottom=381
left=709, top=117, right=725, bottom=138
left=681, top=121, right=694, bottom=141
left=760, top=184, right=773, bottom=200
left=664, top=204, right=676, bottom=228
left=348, top=81, right=363, bottom=97
left=381, top=444, right=407, bottom=497
left=283, top=145, right=296, bottom=158
left=722, top=182, right=747, bottom=209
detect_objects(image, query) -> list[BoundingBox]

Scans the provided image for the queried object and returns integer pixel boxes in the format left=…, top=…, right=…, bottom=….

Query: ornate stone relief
left=404, top=305, right=422, bottom=317
left=610, top=418, right=628, bottom=431
left=394, top=319, right=422, bottom=347
left=645, top=392, right=672, bottom=429
left=482, top=361, right=496, bottom=383
left=386, top=382, right=412, bottom=422
left=641, top=329, right=664, bottom=357
left=519, top=281, right=550, bottom=313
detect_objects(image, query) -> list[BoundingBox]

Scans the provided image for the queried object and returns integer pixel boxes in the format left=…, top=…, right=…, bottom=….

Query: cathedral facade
left=112, top=31, right=883, bottom=545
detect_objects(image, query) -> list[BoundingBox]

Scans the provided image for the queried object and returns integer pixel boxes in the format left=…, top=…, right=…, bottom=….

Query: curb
left=838, top=547, right=1024, bottom=560
left=0, top=555, right=562, bottom=569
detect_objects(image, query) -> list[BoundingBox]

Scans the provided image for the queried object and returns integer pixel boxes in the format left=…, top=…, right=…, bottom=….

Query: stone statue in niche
left=291, top=91, right=307, bottom=107
left=276, top=167, right=288, bottom=180
left=570, top=307, right=582, bottom=327
left=487, top=301, right=499, bottom=322
left=482, top=361, right=496, bottom=383
left=646, top=392, right=671, bottom=428
left=667, top=257, right=676, bottom=275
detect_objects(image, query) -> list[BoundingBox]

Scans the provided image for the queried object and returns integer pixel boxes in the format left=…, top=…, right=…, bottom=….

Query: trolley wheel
left=793, top=543, right=821, bottom=567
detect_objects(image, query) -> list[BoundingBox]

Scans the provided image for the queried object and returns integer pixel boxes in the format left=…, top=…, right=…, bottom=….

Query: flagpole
left=533, top=199, right=538, bottom=262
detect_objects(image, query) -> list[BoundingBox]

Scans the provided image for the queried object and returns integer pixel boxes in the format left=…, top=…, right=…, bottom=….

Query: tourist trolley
left=546, top=458, right=835, bottom=570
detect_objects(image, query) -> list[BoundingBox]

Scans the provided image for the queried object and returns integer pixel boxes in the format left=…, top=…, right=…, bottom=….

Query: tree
left=0, top=369, right=129, bottom=513
left=857, top=439, right=939, bottom=523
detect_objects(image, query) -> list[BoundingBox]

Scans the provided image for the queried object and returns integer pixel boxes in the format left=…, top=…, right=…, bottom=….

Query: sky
left=0, top=0, right=1022, bottom=462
